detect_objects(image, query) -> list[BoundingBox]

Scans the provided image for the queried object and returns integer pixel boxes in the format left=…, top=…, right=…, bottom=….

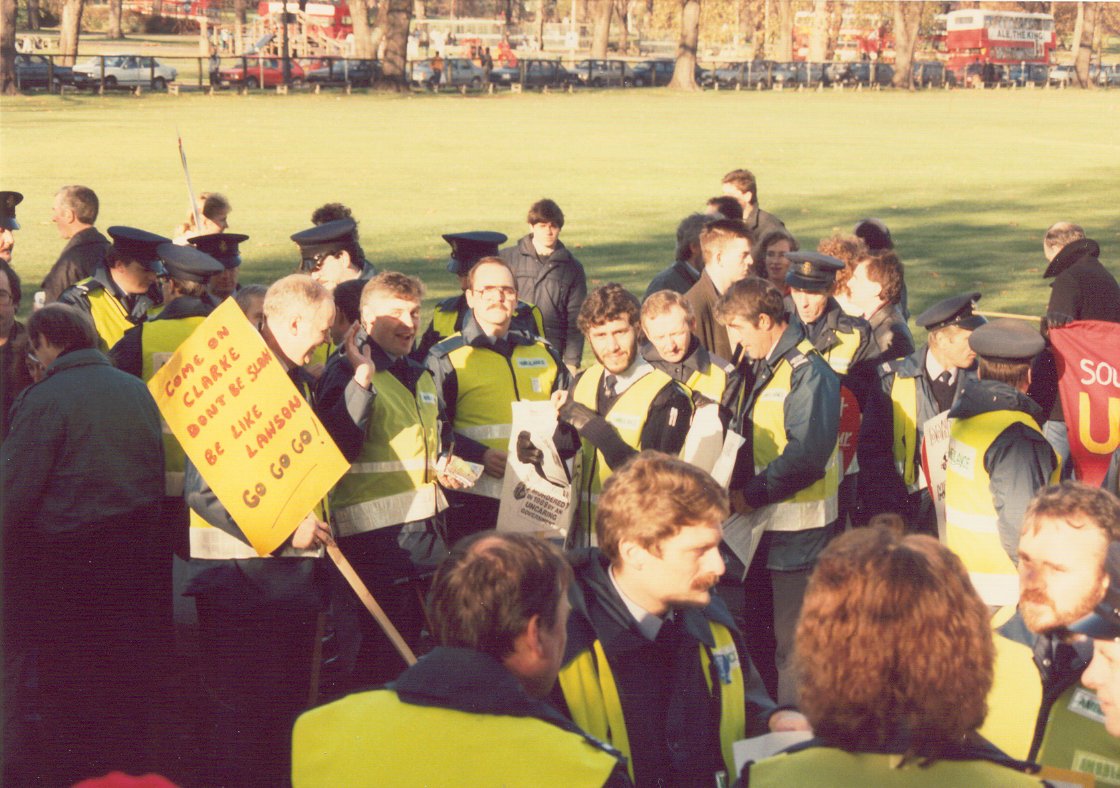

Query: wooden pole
left=326, top=540, right=417, bottom=665
left=975, top=310, right=1040, bottom=322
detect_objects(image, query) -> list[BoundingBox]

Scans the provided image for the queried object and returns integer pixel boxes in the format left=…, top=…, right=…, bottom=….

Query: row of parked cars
left=13, top=53, right=177, bottom=90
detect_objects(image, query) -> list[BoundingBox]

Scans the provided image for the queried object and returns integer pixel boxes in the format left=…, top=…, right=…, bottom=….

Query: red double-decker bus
left=945, top=9, right=1055, bottom=74
left=257, top=0, right=352, bottom=40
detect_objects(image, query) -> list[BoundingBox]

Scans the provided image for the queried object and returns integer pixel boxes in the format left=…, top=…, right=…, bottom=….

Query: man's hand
left=482, top=448, right=508, bottom=479
left=730, top=489, right=754, bottom=515
left=558, top=399, right=598, bottom=432
left=551, top=388, right=569, bottom=414
left=291, top=513, right=331, bottom=549
left=768, top=710, right=811, bottom=732
left=343, top=322, right=376, bottom=390
left=436, top=472, right=465, bottom=490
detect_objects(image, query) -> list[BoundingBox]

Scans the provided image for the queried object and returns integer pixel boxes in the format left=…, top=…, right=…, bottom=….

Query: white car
left=73, top=55, right=178, bottom=90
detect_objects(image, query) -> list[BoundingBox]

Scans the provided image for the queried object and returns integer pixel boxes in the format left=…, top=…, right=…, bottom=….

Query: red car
left=218, top=57, right=306, bottom=89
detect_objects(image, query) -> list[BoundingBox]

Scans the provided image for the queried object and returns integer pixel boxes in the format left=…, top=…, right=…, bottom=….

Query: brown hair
left=861, top=250, right=905, bottom=306
left=1022, top=481, right=1120, bottom=541
left=706, top=195, right=743, bottom=221
left=714, top=277, right=786, bottom=328
left=699, top=218, right=753, bottom=266
left=818, top=233, right=869, bottom=295
left=27, top=304, right=97, bottom=355
left=795, top=526, right=994, bottom=757
left=721, top=168, right=759, bottom=206
left=977, top=356, right=1031, bottom=389
left=641, top=289, right=695, bottom=324
left=578, top=283, right=640, bottom=334
left=361, top=271, right=425, bottom=312
left=428, top=531, right=572, bottom=660
left=596, top=451, right=728, bottom=564
left=751, top=228, right=799, bottom=279
left=467, top=256, right=514, bottom=290
left=527, top=198, right=565, bottom=229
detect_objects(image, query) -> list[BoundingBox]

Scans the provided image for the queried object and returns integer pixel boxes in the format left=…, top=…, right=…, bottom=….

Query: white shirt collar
left=609, top=358, right=654, bottom=396
left=609, top=567, right=667, bottom=641
left=925, top=350, right=956, bottom=385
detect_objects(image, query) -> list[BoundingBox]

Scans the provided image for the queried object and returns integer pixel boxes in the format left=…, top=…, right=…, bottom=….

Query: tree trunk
left=807, top=0, right=827, bottom=61
left=668, top=0, right=699, bottom=90
left=350, top=0, right=373, bottom=58
left=891, top=0, right=922, bottom=89
left=0, top=0, right=16, bottom=95
left=826, top=0, right=842, bottom=60
left=589, top=0, right=610, bottom=58
left=1070, top=1, right=1083, bottom=64
left=107, top=0, right=125, bottom=39
left=370, top=0, right=390, bottom=59
left=1074, top=1, right=1096, bottom=88
left=737, top=0, right=751, bottom=53
left=379, top=0, right=411, bottom=87
left=58, top=0, right=84, bottom=66
left=614, top=0, right=628, bottom=54
left=28, top=0, right=41, bottom=30
left=774, top=0, right=792, bottom=61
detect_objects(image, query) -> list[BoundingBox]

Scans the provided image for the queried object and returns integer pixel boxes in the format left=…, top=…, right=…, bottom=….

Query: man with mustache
left=981, top=482, right=1120, bottom=774
left=553, top=452, right=806, bottom=787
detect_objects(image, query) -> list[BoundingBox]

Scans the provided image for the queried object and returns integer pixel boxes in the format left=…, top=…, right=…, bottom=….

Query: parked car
left=305, top=59, right=380, bottom=87
left=73, top=55, right=177, bottom=90
left=14, top=53, right=75, bottom=90
left=958, top=62, right=1007, bottom=87
left=833, top=61, right=894, bottom=86
left=571, top=59, right=630, bottom=88
left=1096, top=64, right=1120, bottom=87
left=488, top=59, right=572, bottom=88
left=1007, top=62, right=1048, bottom=87
left=218, top=57, right=306, bottom=88
left=911, top=60, right=955, bottom=87
left=791, top=61, right=830, bottom=86
left=629, top=58, right=705, bottom=87
left=411, top=57, right=486, bottom=89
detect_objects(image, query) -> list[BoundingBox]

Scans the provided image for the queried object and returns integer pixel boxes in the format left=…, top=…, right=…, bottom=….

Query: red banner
left=838, top=385, right=862, bottom=475
left=1050, top=321, right=1120, bottom=486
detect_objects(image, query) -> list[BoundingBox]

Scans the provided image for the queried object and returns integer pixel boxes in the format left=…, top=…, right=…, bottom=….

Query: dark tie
left=603, top=374, right=618, bottom=401
left=930, top=370, right=954, bottom=413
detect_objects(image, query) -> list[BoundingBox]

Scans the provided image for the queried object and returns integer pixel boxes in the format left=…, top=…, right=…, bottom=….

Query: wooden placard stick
left=326, top=540, right=418, bottom=666
left=975, top=310, right=1040, bottom=322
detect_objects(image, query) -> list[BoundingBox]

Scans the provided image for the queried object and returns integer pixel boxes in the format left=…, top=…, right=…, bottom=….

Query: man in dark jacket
left=553, top=452, right=806, bottom=787
left=645, top=213, right=709, bottom=299
left=684, top=218, right=754, bottom=361
left=721, top=168, right=785, bottom=241
left=2, top=304, right=166, bottom=785
left=1033, top=222, right=1120, bottom=478
left=500, top=198, right=587, bottom=371
left=41, top=185, right=111, bottom=304
left=0, top=260, right=33, bottom=443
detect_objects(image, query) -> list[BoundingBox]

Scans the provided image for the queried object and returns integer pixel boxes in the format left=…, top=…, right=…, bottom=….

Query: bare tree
left=28, top=0, right=41, bottom=30
left=891, top=0, right=922, bottom=89
left=807, top=0, right=827, bottom=61
left=107, top=0, right=125, bottom=39
left=58, top=0, right=85, bottom=66
left=668, top=0, right=699, bottom=90
left=615, top=0, right=628, bottom=53
left=589, top=0, right=611, bottom=58
left=774, top=0, right=792, bottom=60
left=1074, top=1, right=1097, bottom=88
left=379, top=0, right=411, bottom=88
left=350, top=0, right=374, bottom=58
left=0, top=0, right=15, bottom=95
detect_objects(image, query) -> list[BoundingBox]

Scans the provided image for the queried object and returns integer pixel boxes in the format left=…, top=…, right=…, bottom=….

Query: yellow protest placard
left=148, top=298, right=349, bottom=556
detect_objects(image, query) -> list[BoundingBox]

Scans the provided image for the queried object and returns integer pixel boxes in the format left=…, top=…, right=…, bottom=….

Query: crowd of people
left=1, top=170, right=1119, bottom=787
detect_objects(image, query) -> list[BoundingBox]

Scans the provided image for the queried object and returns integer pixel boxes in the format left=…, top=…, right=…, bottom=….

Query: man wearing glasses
left=426, top=257, right=569, bottom=543
left=58, top=226, right=168, bottom=352
left=290, top=218, right=375, bottom=293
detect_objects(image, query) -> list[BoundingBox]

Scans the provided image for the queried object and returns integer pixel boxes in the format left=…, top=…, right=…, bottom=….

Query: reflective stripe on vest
left=748, top=745, right=1045, bottom=786
left=572, top=366, right=675, bottom=540
left=983, top=625, right=1120, bottom=775
left=188, top=509, right=322, bottom=559
left=946, top=410, right=1058, bottom=607
left=292, top=687, right=622, bottom=788
left=686, top=363, right=728, bottom=402
left=750, top=340, right=840, bottom=532
left=558, top=621, right=745, bottom=784
left=142, top=316, right=205, bottom=497
left=448, top=338, right=558, bottom=499
left=84, top=281, right=139, bottom=353
left=889, top=374, right=921, bottom=490
left=329, top=368, right=443, bottom=535
left=818, top=328, right=863, bottom=376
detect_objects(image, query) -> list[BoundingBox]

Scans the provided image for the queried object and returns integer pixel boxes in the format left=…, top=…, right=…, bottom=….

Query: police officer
left=945, top=319, right=1059, bottom=609
left=878, top=292, right=986, bottom=536
left=640, top=289, right=733, bottom=403
left=426, top=258, right=568, bottom=544
left=189, top=231, right=249, bottom=304
left=292, top=532, right=628, bottom=787
left=414, top=231, right=543, bottom=360
left=718, top=277, right=841, bottom=704
left=0, top=190, right=22, bottom=264
left=291, top=218, right=374, bottom=293
left=58, top=226, right=167, bottom=352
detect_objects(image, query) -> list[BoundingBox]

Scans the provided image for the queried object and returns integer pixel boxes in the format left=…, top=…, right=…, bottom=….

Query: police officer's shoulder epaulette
left=788, top=350, right=809, bottom=370
left=427, top=333, right=466, bottom=359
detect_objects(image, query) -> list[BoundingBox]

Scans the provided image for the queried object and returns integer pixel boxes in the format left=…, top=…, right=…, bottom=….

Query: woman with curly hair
left=744, top=526, right=1046, bottom=785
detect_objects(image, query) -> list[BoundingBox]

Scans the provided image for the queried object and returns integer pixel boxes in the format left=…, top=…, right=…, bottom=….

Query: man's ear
left=288, top=314, right=302, bottom=337
left=756, top=313, right=773, bottom=332
left=618, top=539, right=647, bottom=571
left=523, top=613, right=544, bottom=659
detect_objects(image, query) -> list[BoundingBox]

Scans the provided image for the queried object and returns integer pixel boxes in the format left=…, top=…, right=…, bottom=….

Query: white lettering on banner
left=1080, top=358, right=1120, bottom=389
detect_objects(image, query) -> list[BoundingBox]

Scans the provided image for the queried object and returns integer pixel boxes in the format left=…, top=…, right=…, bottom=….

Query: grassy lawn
left=2, top=87, right=1119, bottom=340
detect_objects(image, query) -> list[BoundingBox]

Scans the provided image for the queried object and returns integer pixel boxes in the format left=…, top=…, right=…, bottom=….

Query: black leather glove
left=1045, top=311, right=1074, bottom=330
left=558, top=400, right=599, bottom=433
left=516, top=431, right=544, bottom=466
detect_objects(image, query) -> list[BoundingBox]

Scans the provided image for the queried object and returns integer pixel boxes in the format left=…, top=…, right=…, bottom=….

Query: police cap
left=443, top=231, right=508, bottom=274
left=916, top=292, right=986, bottom=333
left=967, top=318, right=1045, bottom=361
left=785, top=251, right=845, bottom=292
left=1067, top=542, right=1120, bottom=640
left=0, top=191, right=24, bottom=231
left=188, top=233, right=249, bottom=269
left=291, top=219, right=357, bottom=269
left=156, top=242, right=224, bottom=284
left=107, top=226, right=171, bottom=275
left=853, top=218, right=892, bottom=251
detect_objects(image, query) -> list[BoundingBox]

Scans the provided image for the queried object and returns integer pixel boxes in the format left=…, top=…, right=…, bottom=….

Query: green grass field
left=3, top=88, right=1119, bottom=337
